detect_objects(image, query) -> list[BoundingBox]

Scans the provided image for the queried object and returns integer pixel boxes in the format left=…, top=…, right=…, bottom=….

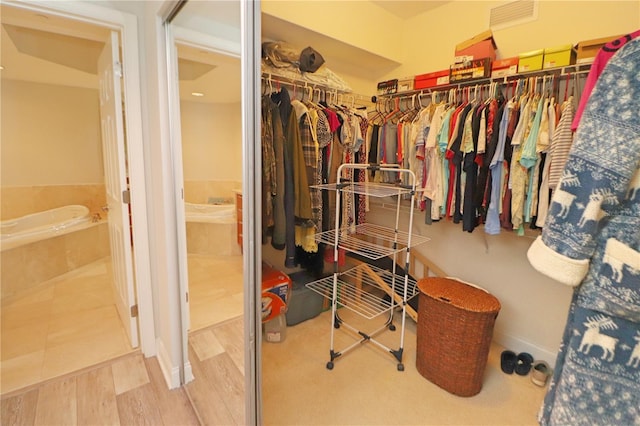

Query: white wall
left=367, top=205, right=574, bottom=363
left=262, top=0, right=405, bottom=64
left=1, top=79, right=103, bottom=186
left=392, top=0, right=640, bottom=79
left=180, top=100, right=242, bottom=183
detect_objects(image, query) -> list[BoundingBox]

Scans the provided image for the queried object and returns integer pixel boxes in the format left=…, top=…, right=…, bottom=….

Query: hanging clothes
left=548, top=98, right=575, bottom=190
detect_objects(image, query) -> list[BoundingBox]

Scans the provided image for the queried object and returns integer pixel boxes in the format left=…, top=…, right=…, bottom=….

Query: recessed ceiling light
left=0, top=66, right=4, bottom=70
left=191, top=92, right=204, bottom=97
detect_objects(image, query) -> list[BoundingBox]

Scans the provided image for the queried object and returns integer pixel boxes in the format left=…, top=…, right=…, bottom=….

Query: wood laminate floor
left=1, top=316, right=245, bottom=426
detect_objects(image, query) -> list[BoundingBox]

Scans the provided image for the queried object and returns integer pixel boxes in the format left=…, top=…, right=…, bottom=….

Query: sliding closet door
left=163, top=0, right=262, bottom=422
left=241, top=1, right=262, bottom=423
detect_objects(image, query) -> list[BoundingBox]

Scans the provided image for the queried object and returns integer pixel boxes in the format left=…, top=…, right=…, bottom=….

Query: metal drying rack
left=307, top=163, right=429, bottom=371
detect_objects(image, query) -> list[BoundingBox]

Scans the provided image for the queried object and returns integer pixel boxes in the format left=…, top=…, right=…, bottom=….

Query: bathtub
left=184, top=202, right=236, bottom=224
left=1, top=205, right=109, bottom=299
left=1, top=205, right=92, bottom=249
left=184, top=202, right=240, bottom=256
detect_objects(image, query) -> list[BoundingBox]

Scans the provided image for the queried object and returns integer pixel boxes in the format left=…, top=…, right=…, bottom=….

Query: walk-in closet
left=1, top=1, right=638, bottom=425
left=258, top=2, right=639, bottom=425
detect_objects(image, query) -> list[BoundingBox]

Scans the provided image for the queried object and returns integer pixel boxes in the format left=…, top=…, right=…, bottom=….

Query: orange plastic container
left=261, top=263, right=292, bottom=323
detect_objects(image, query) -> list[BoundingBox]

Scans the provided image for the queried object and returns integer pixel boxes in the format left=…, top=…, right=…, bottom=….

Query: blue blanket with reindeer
left=527, top=37, right=640, bottom=425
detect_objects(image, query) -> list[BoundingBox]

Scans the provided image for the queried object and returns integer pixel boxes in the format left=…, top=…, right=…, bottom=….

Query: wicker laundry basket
left=416, top=277, right=501, bottom=397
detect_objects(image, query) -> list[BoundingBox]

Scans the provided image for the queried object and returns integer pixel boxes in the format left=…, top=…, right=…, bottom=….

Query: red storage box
left=262, top=263, right=292, bottom=323
left=414, top=69, right=450, bottom=89
left=491, top=57, right=519, bottom=78
left=455, top=29, right=497, bottom=61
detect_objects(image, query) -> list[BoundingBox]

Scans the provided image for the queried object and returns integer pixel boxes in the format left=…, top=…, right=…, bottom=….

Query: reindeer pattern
left=626, top=168, right=640, bottom=200
left=628, top=332, right=640, bottom=368
left=551, top=188, right=576, bottom=219
left=576, top=188, right=614, bottom=227
left=576, top=315, right=640, bottom=369
left=602, top=238, right=640, bottom=283
left=536, top=40, right=640, bottom=425
left=579, top=315, right=619, bottom=362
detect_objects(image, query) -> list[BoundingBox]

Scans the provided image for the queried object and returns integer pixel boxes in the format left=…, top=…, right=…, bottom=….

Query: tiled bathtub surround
left=186, top=221, right=240, bottom=256
left=183, top=180, right=241, bottom=205
left=1, top=222, right=109, bottom=300
left=183, top=180, right=242, bottom=256
left=1, top=184, right=107, bottom=220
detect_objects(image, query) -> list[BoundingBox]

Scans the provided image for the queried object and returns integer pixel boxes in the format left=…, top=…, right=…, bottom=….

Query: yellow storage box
left=518, top=49, right=544, bottom=72
left=543, top=45, right=576, bottom=69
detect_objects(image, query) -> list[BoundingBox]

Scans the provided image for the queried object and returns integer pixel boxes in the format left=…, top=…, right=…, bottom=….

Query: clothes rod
left=262, top=73, right=371, bottom=104
left=374, top=62, right=592, bottom=101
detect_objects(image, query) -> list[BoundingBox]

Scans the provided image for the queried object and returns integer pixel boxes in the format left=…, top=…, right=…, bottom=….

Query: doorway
left=0, top=3, right=146, bottom=394
left=175, top=42, right=244, bottom=331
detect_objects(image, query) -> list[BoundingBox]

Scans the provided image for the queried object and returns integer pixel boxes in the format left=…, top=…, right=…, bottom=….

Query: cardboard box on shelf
left=449, top=58, right=491, bottom=83
left=455, top=29, right=497, bottom=61
left=377, top=79, right=398, bottom=95
left=414, top=69, right=450, bottom=89
left=543, top=45, right=576, bottom=69
left=491, top=57, right=519, bottom=78
left=518, top=49, right=544, bottom=72
left=576, top=34, right=623, bottom=63
left=397, top=77, right=414, bottom=92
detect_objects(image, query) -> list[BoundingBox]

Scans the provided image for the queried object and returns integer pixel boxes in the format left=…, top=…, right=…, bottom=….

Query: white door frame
left=166, top=21, right=243, bottom=384
left=5, top=0, right=155, bottom=355
left=164, top=21, right=192, bottom=384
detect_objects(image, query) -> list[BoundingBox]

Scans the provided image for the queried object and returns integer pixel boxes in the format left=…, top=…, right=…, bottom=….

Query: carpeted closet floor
left=262, top=308, right=547, bottom=425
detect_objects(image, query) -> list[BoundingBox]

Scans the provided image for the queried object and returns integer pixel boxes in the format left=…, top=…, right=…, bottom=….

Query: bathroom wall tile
left=4, top=184, right=108, bottom=217
left=97, top=223, right=111, bottom=256
left=183, top=180, right=241, bottom=204
left=186, top=222, right=209, bottom=255
left=0, top=187, right=36, bottom=219
left=1, top=247, right=27, bottom=298
left=65, top=225, right=109, bottom=270
left=26, top=237, right=68, bottom=285
left=183, top=181, right=204, bottom=204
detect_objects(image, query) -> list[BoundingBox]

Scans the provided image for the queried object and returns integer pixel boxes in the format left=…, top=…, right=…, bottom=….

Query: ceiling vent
left=489, top=0, right=538, bottom=30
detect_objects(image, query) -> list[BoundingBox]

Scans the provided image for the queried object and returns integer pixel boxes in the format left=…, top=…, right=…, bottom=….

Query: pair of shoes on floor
left=501, top=350, right=533, bottom=375
left=500, top=350, right=551, bottom=386
left=530, top=360, right=552, bottom=387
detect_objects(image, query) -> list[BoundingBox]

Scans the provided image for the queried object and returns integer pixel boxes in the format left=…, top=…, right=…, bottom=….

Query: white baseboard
left=493, top=331, right=559, bottom=366
left=156, top=338, right=181, bottom=389
left=184, top=360, right=194, bottom=384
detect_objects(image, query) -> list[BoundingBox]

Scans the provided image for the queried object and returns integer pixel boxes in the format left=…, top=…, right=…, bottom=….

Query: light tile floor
left=1, top=254, right=244, bottom=395
left=186, top=254, right=244, bottom=331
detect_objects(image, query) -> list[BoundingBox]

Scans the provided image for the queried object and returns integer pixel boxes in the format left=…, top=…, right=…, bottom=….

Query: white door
left=98, top=30, right=139, bottom=348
